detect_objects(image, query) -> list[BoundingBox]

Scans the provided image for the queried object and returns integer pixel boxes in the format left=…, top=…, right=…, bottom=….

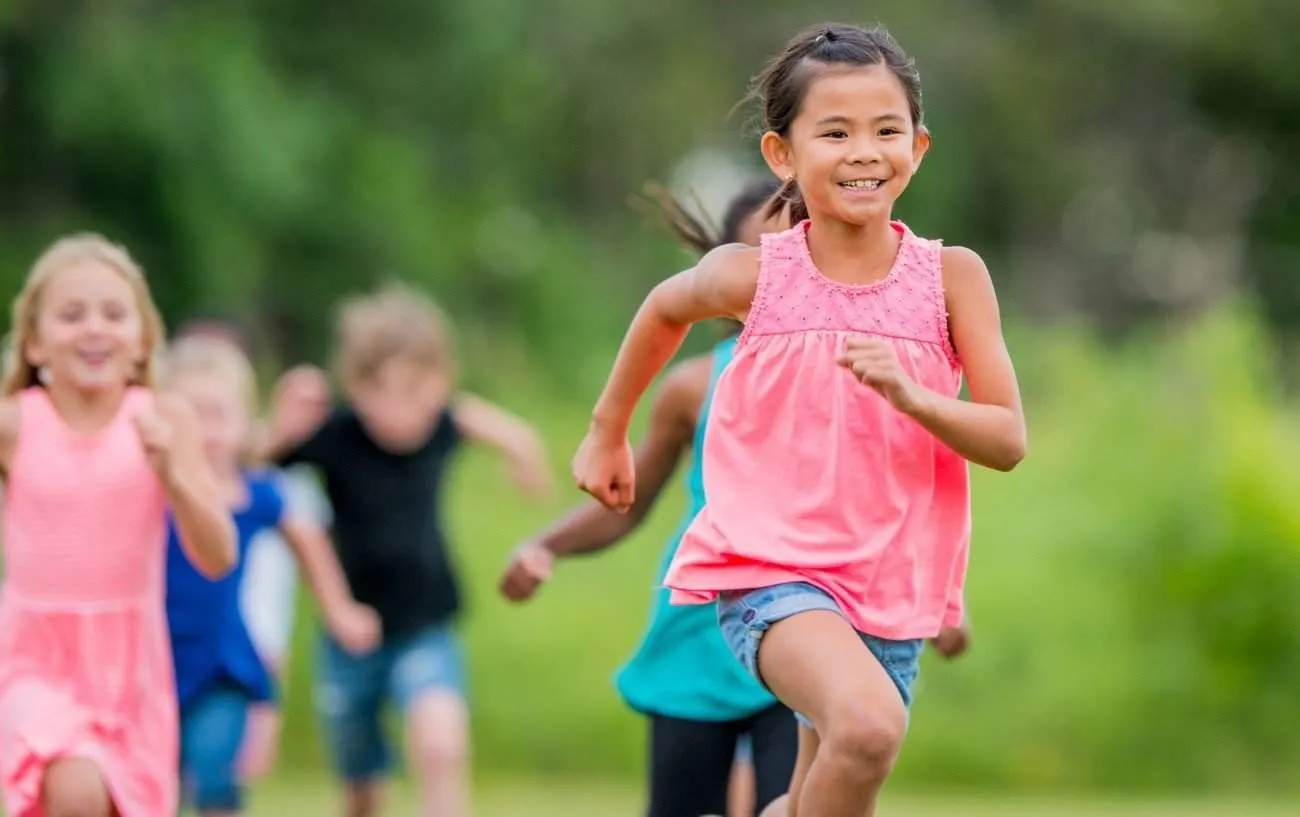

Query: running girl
left=163, top=334, right=379, bottom=815
left=572, top=23, right=1026, bottom=817
left=0, top=233, right=237, bottom=817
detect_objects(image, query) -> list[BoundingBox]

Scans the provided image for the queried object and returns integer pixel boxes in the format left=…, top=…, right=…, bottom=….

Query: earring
left=37, top=366, right=50, bottom=385
left=785, top=173, right=795, bottom=182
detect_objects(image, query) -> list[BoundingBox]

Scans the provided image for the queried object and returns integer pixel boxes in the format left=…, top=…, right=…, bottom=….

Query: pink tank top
left=663, top=220, right=971, bottom=640
left=3, top=386, right=167, bottom=604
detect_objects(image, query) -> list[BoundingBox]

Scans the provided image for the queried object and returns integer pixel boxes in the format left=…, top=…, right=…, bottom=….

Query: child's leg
left=725, top=735, right=755, bottom=817
left=42, top=756, right=114, bottom=817
left=315, top=638, right=391, bottom=817
left=646, top=714, right=736, bottom=817
left=387, top=624, right=470, bottom=817
left=781, top=725, right=818, bottom=817
left=179, top=683, right=252, bottom=816
left=748, top=703, right=798, bottom=815
left=237, top=702, right=282, bottom=783
left=718, top=584, right=919, bottom=817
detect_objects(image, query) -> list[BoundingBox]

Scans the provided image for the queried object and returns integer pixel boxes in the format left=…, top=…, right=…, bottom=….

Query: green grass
left=248, top=777, right=1296, bottom=817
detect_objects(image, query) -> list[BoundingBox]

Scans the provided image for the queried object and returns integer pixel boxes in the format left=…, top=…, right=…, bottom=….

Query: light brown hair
left=163, top=334, right=259, bottom=416
left=334, top=281, right=456, bottom=388
left=1, top=233, right=166, bottom=396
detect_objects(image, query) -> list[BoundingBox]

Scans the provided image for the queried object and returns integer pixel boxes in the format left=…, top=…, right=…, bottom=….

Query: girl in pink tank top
left=573, top=23, right=1027, bottom=817
left=0, top=234, right=236, bottom=817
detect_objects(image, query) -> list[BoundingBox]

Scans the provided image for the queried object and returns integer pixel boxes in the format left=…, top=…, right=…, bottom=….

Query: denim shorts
left=315, top=622, right=466, bottom=782
left=717, top=582, right=923, bottom=730
left=179, top=680, right=251, bottom=811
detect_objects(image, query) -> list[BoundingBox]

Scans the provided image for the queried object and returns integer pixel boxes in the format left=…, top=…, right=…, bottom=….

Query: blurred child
left=163, top=334, right=380, bottom=816
left=0, top=233, right=237, bottom=817
left=172, top=315, right=332, bottom=781
left=261, top=282, right=554, bottom=817
left=573, top=23, right=1025, bottom=817
left=501, top=179, right=800, bottom=817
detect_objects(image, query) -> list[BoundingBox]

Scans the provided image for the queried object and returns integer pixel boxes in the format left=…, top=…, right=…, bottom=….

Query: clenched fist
left=498, top=541, right=555, bottom=602
left=134, top=407, right=177, bottom=479
left=270, top=364, right=331, bottom=446
left=327, top=602, right=383, bottom=656
left=572, top=428, right=635, bottom=513
left=836, top=337, right=924, bottom=415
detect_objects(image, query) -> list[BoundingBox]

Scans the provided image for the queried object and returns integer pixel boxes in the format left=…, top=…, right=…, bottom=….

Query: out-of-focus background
left=2, top=0, right=1299, bottom=813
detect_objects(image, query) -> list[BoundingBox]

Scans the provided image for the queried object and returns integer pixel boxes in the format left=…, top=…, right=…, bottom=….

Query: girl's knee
left=42, top=758, right=112, bottom=817
left=820, top=699, right=906, bottom=779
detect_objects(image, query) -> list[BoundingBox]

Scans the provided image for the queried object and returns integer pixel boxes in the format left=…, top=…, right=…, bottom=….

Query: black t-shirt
left=278, top=406, right=463, bottom=638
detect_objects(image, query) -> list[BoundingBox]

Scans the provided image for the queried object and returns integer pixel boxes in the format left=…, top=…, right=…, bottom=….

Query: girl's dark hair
left=751, top=23, right=924, bottom=224
left=632, top=178, right=783, bottom=255
left=633, top=178, right=784, bottom=338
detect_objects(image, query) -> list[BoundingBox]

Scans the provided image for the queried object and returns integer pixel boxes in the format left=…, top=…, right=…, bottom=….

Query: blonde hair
left=334, top=281, right=456, bottom=388
left=1, top=233, right=166, bottom=396
left=162, top=334, right=259, bottom=417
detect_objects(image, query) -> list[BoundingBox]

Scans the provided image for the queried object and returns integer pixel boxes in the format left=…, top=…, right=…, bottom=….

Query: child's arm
left=451, top=395, right=554, bottom=499
left=140, top=394, right=237, bottom=577
left=576, top=245, right=759, bottom=511
left=499, top=355, right=707, bottom=602
left=836, top=247, right=1026, bottom=472
left=255, top=365, right=332, bottom=464
left=0, top=397, right=20, bottom=479
left=278, top=517, right=380, bottom=654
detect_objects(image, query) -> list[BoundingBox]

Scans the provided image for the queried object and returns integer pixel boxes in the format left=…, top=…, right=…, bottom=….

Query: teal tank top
left=613, top=335, right=776, bottom=721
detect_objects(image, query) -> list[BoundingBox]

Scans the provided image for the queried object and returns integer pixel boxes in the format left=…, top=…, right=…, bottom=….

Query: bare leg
left=42, top=757, right=114, bottom=817
left=726, top=756, right=756, bottom=817
left=344, top=780, right=385, bottom=817
left=406, top=690, right=470, bottom=817
left=757, top=611, right=907, bottom=817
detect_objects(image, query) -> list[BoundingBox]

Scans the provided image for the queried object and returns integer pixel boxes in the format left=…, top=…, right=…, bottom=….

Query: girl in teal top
left=501, top=180, right=798, bottom=817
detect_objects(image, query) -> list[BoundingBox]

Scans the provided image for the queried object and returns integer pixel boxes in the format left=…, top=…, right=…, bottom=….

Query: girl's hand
left=930, top=622, right=971, bottom=659
left=572, top=426, right=635, bottom=513
left=326, top=602, right=382, bottom=656
left=836, top=337, right=925, bottom=416
left=499, top=541, right=555, bottom=602
left=134, top=406, right=178, bottom=481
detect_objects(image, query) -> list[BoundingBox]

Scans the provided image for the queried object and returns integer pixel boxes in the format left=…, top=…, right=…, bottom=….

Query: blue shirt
left=166, top=471, right=285, bottom=709
left=614, top=336, right=778, bottom=721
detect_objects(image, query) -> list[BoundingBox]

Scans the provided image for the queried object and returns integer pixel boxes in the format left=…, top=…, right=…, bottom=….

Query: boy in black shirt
left=261, top=283, right=553, bottom=817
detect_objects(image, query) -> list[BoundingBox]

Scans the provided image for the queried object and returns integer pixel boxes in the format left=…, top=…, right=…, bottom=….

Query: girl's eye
left=823, top=130, right=847, bottom=139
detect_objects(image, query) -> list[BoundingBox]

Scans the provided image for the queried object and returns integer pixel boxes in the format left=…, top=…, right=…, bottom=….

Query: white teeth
left=841, top=180, right=882, bottom=189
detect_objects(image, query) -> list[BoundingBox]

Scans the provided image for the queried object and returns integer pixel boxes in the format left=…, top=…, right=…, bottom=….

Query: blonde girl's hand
left=571, top=426, right=635, bottom=513
left=836, top=337, right=926, bottom=416
left=134, top=405, right=177, bottom=480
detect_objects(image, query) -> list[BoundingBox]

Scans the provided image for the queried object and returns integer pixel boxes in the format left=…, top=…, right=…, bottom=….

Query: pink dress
left=664, top=220, right=971, bottom=640
left=0, top=387, right=177, bottom=817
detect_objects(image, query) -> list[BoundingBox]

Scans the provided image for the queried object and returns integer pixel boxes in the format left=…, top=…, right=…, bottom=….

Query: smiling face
left=23, top=259, right=147, bottom=395
left=760, top=62, right=930, bottom=227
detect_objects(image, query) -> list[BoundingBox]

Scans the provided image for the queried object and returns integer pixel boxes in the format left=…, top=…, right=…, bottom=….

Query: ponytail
left=630, top=182, right=720, bottom=257
left=766, top=177, right=808, bottom=225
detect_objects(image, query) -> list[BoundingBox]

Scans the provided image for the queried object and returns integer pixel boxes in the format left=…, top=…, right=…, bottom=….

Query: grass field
left=248, top=777, right=1297, bottom=817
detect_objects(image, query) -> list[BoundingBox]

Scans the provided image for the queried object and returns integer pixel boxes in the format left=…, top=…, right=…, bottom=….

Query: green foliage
left=899, top=306, right=1300, bottom=793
